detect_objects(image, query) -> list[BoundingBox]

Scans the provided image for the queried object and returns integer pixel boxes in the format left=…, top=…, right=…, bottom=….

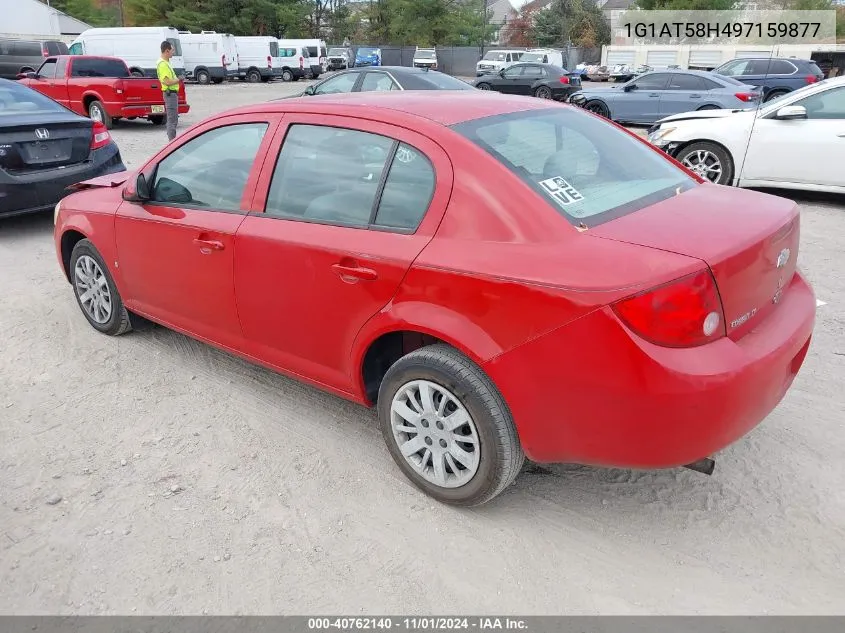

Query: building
left=1, top=0, right=91, bottom=42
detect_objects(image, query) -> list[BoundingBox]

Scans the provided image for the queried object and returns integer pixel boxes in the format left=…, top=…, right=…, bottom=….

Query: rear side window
left=46, top=41, right=68, bottom=55
left=14, top=41, right=42, bottom=56
left=360, top=72, right=398, bottom=92
left=770, top=60, right=797, bottom=75
left=71, top=58, right=129, bottom=77
left=280, top=48, right=296, bottom=58
left=308, top=46, right=318, bottom=57
left=375, top=143, right=435, bottom=231
left=400, top=72, right=474, bottom=90
left=151, top=123, right=268, bottom=211
left=453, top=108, right=695, bottom=228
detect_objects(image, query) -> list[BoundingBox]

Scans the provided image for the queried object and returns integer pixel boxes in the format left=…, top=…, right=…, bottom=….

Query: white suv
left=476, top=50, right=523, bottom=77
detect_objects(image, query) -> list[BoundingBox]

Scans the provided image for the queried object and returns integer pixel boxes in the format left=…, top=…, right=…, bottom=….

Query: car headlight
left=54, top=199, right=62, bottom=225
left=647, top=126, right=676, bottom=145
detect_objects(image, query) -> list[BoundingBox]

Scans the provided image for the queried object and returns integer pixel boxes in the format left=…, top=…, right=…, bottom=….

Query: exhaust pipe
left=684, top=457, right=715, bottom=476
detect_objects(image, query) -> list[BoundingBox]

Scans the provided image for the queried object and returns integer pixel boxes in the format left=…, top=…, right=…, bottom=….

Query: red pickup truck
left=18, top=55, right=189, bottom=129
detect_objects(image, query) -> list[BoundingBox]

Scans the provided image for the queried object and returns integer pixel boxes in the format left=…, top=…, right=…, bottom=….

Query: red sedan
left=54, top=92, right=815, bottom=506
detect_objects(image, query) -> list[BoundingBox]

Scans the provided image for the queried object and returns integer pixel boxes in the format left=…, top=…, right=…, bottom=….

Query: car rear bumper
left=117, top=103, right=190, bottom=117
left=0, top=144, right=125, bottom=218
left=483, top=271, right=815, bottom=467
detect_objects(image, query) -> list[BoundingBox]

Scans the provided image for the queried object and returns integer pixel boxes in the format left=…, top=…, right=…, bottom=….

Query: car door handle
left=838, top=133, right=845, bottom=138
left=690, top=94, right=702, bottom=98
left=331, top=263, right=378, bottom=282
left=194, top=237, right=224, bottom=252
left=649, top=93, right=660, bottom=97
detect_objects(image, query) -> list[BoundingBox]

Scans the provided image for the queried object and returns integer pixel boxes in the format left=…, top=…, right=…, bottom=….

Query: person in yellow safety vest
left=157, top=41, right=180, bottom=141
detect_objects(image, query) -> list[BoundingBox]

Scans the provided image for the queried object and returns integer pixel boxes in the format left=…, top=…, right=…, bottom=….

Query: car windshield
left=0, top=81, right=66, bottom=116
left=358, top=48, right=379, bottom=56
left=329, top=48, right=345, bottom=55
left=416, top=50, right=436, bottom=59
left=452, top=108, right=696, bottom=228
left=483, top=52, right=508, bottom=61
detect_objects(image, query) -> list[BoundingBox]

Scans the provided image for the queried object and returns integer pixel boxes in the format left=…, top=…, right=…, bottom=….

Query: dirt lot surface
left=1, top=80, right=844, bottom=615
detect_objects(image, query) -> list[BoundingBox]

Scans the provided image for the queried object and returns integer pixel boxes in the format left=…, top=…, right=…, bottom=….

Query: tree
left=43, top=0, right=120, bottom=26
left=533, top=0, right=610, bottom=48
left=633, top=0, right=737, bottom=8
left=501, top=5, right=539, bottom=47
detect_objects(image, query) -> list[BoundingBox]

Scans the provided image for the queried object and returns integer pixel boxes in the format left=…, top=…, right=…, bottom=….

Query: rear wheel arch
left=764, top=88, right=790, bottom=102
left=129, top=67, right=144, bottom=77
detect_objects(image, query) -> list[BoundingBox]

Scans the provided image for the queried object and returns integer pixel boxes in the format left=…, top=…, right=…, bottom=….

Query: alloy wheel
left=390, top=380, right=481, bottom=488
left=74, top=255, right=112, bottom=324
left=682, top=149, right=723, bottom=183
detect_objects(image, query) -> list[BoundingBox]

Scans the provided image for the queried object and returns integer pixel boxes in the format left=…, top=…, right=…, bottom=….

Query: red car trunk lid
left=590, top=184, right=800, bottom=340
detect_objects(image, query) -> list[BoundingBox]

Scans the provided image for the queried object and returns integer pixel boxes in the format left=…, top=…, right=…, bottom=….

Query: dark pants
left=164, top=91, right=179, bottom=141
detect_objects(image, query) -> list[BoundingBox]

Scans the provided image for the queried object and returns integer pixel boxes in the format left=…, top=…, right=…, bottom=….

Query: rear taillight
left=90, top=121, right=111, bottom=150
left=267, top=55, right=272, bottom=68
left=611, top=270, right=725, bottom=348
left=806, top=75, right=819, bottom=84
left=42, top=46, right=49, bottom=57
left=559, top=76, right=570, bottom=84
left=735, top=92, right=759, bottom=102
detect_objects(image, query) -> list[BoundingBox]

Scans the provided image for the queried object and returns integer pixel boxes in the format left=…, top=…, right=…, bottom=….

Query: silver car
left=569, top=69, right=762, bottom=125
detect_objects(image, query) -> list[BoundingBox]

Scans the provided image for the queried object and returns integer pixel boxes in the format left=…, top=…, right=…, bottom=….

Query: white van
left=278, top=40, right=322, bottom=80
left=178, top=31, right=238, bottom=84
left=476, top=49, right=524, bottom=76
left=69, top=27, right=185, bottom=78
left=234, top=36, right=283, bottom=82
left=280, top=39, right=327, bottom=74
left=519, top=48, right=565, bottom=69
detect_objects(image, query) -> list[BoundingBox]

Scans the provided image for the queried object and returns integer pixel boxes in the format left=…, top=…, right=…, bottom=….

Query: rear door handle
left=331, top=263, right=378, bottom=282
left=194, top=237, right=224, bottom=252
left=690, top=93, right=702, bottom=98
left=649, top=93, right=660, bottom=98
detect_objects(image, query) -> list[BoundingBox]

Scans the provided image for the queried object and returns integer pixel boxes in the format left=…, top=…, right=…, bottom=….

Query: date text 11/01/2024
left=307, top=618, right=529, bottom=630
left=624, top=21, right=822, bottom=39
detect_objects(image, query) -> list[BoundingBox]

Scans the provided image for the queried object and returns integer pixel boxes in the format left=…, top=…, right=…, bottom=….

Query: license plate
left=151, top=105, right=165, bottom=114
left=21, top=140, right=72, bottom=165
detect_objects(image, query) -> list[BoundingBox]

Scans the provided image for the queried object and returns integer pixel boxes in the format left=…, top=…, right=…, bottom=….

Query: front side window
left=37, top=59, right=57, bottom=79
left=265, top=125, right=435, bottom=231
left=502, top=65, right=523, bottom=79
left=314, top=72, right=358, bottom=94
left=631, top=73, right=669, bottom=90
left=667, top=74, right=705, bottom=90
left=360, top=72, right=398, bottom=92
left=167, top=38, right=182, bottom=57
left=792, top=86, right=845, bottom=120
left=453, top=108, right=694, bottom=228
left=68, top=42, right=83, bottom=55
left=151, top=123, right=267, bottom=210
left=522, top=65, right=545, bottom=79
left=483, top=51, right=507, bottom=61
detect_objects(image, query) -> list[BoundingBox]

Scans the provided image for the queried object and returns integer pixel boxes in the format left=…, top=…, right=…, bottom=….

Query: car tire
left=247, top=69, right=262, bottom=83
left=88, top=100, right=113, bottom=129
left=281, top=68, right=294, bottom=82
left=195, top=69, right=211, bottom=85
left=476, top=82, right=492, bottom=91
left=70, top=240, right=132, bottom=337
left=377, top=344, right=525, bottom=506
left=764, top=89, right=788, bottom=102
left=534, top=86, right=553, bottom=99
left=149, top=115, right=165, bottom=125
left=676, top=141, right=734, bottom=186
left=584, top=99, right=610, bottom=118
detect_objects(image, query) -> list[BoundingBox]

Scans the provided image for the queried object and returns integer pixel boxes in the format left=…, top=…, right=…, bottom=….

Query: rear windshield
left=167, top=38, right=182, bottom=57
left=72, top=58, right=129, bottom=78
left=329, top=48, right=346, bottom=55
left=452, top=108, right=695, bottom=228
left=401, top=72, right=474, bottom=90
left=809, top=62, right=823, bottom=76
left=0, top=81, right=66, bottom=116
left=307, top=46, right=318, bottom=57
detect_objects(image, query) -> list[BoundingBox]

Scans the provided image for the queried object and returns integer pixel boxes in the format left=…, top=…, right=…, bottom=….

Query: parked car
left=355, top=47, right=382, bottom=67
left=297, top=67, right=474, bottom=96
left=519, top=48, right=565, bottom=68
left=474, top=62, right=581, bottom=100
left=476, top=49, right=523, bottom=77
left=0, top=38, right=68, bottom=80
left=647, top=76, right=845, bottom=193
left=232, top=37, right=283, bottom=82
left=569, top=69, right=761, bottom=125
left=326, top=47, right=354, bottom=71
left=54, top=91, right=814, bottom=506
left=178, top=31, right=238, bottom=84
left=282, top=39, right=328, bottom=73
left=0, top=78, right=124, bottom=219
left=712, top=57, right=824, bottom=102
left=18, top=56, right=190, bottom=129
left=610, top=64, right=651, bottom=82
left=69, top=27, right=185, bottom=78
left=413, top=48, right=438, bottom=70
left=276, top=43, right=318, bottom=81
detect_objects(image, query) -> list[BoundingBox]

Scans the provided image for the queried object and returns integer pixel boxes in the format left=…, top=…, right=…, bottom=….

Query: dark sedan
left=473, top=63, right=581, bottom=100
left=298, top=66, right=475, bottom=96
left=0, top=78, right=125, bottom=219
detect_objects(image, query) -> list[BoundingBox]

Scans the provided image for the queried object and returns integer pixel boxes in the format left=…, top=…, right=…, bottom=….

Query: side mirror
left=303, top=85, right=315, bottom=96
left=17, top=72, right=37, bottom=80
left=623, top=83, right=636, bottom=92
left=122, top=172, right=150, bottom=203
left=774, top=105, right=807, bottom=120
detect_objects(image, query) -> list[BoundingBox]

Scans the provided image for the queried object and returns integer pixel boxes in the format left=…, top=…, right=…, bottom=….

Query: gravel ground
left=1, top=80, right=844, bottom=615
